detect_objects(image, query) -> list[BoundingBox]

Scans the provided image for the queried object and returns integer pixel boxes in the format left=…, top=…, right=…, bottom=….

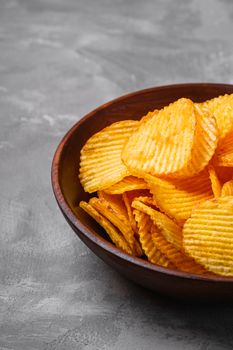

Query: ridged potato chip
left=90, top=197, right=135, bottom=250
left=104, top=176, right=149, bottom=194
left=202, top=94, right=233, bottom=139
left=221, top=180, right=233, bottom=197
left=132, top=200, right=182, bottom=249
left=97, top=191, right=127, bottom=215
left=132, top=196, right=157, bottom=208
left=79, top=201, right=132, bottom=255
left=122, top=98, right=196, bottom=177
left=183, top=196, right=233, bottom=276
left=145, top=170, right=213, bottom=225
left=139, top=109, right=158, bottom=124
left=177, top=103, right=218, bottom=177
left=122, top=192, right=137, bottom=234
left=122, top=190, right=151, bottom=233
left=79, top=120, right=139, bottom=193
left=214, top=130, right=233, bottom=167
left=134, top=209, right=171, bottom=267
left=208, top=165, right=221, bottom=198
left=151, top=226, right=207, bottom=274
left=91, top=194, right=143, bottom=256
left=123, top=193, right=156, bottom=234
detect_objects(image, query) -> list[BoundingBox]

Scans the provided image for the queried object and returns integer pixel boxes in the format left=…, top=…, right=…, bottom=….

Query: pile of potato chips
left=79, top=94, right=233, bottom=276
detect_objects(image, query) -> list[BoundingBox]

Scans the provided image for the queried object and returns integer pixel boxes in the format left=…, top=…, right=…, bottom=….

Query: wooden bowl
left=52, top=83, right=233, bottom=301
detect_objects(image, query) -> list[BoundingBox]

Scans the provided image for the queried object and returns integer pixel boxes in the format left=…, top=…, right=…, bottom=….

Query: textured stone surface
left=1, top=0, right=233, bottom=349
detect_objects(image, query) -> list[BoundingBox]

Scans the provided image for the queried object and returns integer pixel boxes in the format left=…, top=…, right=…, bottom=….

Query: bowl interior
left=53, top=83, right=233, bottom=283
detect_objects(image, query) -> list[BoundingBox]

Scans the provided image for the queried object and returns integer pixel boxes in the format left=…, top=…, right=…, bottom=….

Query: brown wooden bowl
left=52, top=83, right=233, bottom=301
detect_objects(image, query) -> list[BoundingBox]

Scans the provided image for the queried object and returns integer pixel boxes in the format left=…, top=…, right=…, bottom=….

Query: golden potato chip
left=122, top=190, right=150, bottom=233
left=132, top=196, right=157, bottom=208
left=122, top=98, right=196, bottom=177
left=208, top=164, right=221, bottom=198
left=121, top=193, right=136, bottom=228
left=79, top=201, right=132, bottom=255
left=139, top=109, right=158, bottom=124
left=104, top=176, right=149, bottom=194
left=177, top=103, right=218, bottom=177
left=132, top=200, right=183, bottom=249
left=214, top=130, right=233, bottom=167
left=97, top=191, right=127, bottom=215
left=151, top=226, right=207, bottom=274
left=145, top=170, right=213, bottom=225
left=123, top=192, right=137, bottom=234
left=133, top=209, right=171, bottom=267
left=221, top=180, right=233, bottom=197
left=90, top=197, right=135, bottom=250
left=97, top=191, right=143, bottom=256
left=79, top=120, right=139, bottom=193
left=202, top=93, right=233, bottom=139
left=183, top=196, right=233, bottom=276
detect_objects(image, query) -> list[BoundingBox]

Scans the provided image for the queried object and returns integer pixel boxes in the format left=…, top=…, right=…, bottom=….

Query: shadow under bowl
left=52, top=83, right=233, bottom=302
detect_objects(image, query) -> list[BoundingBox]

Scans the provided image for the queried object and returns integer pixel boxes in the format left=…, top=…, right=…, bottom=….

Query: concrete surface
left=1, top=0, right=233, bottom=349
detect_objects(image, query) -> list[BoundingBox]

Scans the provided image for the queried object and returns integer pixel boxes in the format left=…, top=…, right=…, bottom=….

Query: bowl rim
left=51, top=82, right=233, bottom=283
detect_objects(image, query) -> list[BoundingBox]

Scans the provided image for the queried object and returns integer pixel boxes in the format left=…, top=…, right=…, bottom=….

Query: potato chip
left=123, top=192, right=138, bottom=234
left=214, top=130, right=233, bottom=167
left=151, top=226, right=207, bottom=274
left=221, top=180, right=233, bottom=197
left=145, top=170, right=213, bottom=225
left=132, top=196, right=157, bottom=208
left=97, top=191, right=127, bottom=215
left=208, top=164, right=221, bottom=198
left=104, top=176, right=149, bottom=194
left=90, top=197, right=135, bottom=250
left=177, top=103, right=218, bottom=177
left=96, top=191, right=143, bottom=256
left=79, top=120, right=139, bottom=193
left=79, top=201, right=132, bottom=255
left=202, top=94, right=233, bottom=139
left=122, top=190, right=151, bottom=233
left=132, top=200, right=183, bottom=249
left=122, top=98, right=196, bottom=177
left=133, top=209, right=171, bottom=267
left=183, top=196, right=233, bottom=276
left=139, top=109, right=158, bottom=124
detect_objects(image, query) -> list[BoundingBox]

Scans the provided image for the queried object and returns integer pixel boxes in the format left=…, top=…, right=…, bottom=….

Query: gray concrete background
left=1, top=0, right=233, bottom=349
